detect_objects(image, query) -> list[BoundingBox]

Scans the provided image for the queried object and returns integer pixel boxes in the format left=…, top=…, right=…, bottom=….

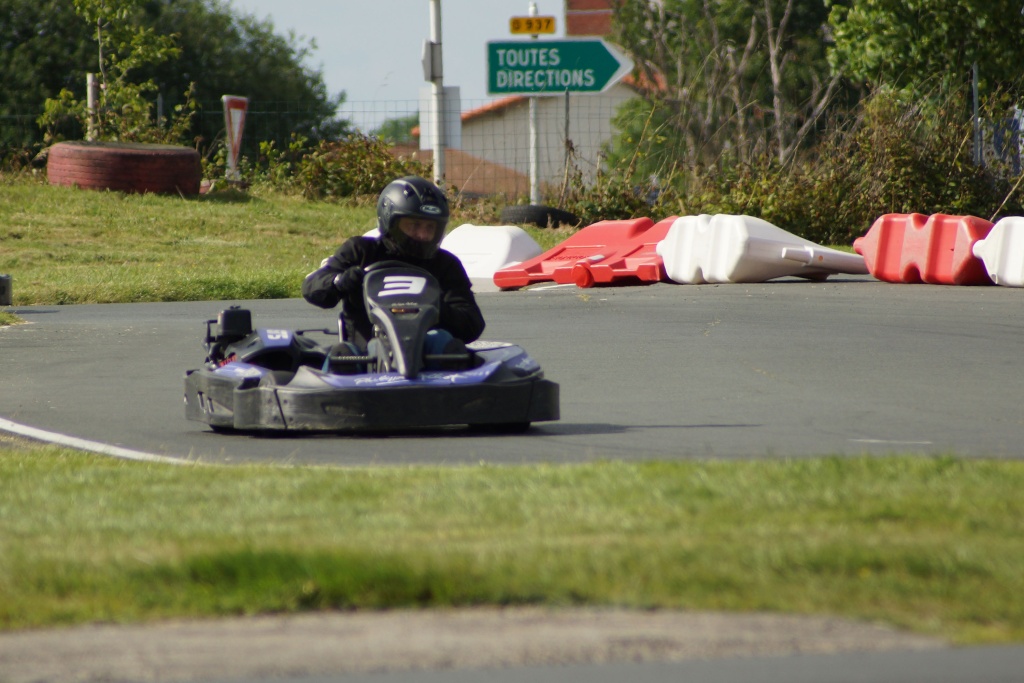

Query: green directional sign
left=487, top=39, right=634, bottom=96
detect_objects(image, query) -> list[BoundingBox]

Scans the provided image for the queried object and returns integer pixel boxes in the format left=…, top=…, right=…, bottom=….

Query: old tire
left=46, top=141, right=202, bottom=196
left=499, top=204, right=579, bottom=228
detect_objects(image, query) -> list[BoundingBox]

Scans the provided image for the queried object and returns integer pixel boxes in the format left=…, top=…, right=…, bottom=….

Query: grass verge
left=0, top=177, right=571, bottom=306
left=2, top=446, right=1022, bottom=644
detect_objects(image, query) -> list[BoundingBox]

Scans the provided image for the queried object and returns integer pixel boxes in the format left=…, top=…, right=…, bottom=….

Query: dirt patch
left=0, top=608, right=945, bottom=683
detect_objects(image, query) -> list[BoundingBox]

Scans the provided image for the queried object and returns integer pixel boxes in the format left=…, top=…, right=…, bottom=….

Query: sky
left=228, top=0, right=568, bottom=131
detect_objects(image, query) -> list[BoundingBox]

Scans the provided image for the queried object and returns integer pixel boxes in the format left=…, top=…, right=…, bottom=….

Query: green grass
left=0, top=176, right=570, bottom=306
left=2, top=445, right=1023, bottom=643
left=3, top=176, right=1022, bottom=645
left=0, top=177, right=375, bottom=305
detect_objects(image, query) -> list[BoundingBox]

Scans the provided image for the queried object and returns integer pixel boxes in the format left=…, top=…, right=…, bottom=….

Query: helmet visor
left=387, top=216, right=445, bottom=259
left=396, top=216, right=442, bottom=244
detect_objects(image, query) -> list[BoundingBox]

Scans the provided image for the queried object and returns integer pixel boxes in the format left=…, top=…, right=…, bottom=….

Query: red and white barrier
left=493, top=217, right=668, bottom=289
left=657, top=214, right=868, bottom=284
left=972, top=217, right=1024, bottom=287
left=853, top=213, right=993, bottom=285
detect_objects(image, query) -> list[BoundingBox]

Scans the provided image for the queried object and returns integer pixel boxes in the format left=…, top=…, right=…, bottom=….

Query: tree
left=37, top=0, right=187, bottom=144
left=372, top=114, right=419, bottom=144
left=609, top=0, right=845, bottom=171
left=143, top=0, right=350, bottom=153
left=0, top=0, right=348, bottom=155
left=827, top=0, right=1024, bottom=95
left=0, top=0, right=93, bottom=149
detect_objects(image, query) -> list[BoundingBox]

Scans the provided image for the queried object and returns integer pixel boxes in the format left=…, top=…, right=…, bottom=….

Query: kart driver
left=302, top=175, right=485, bottom=361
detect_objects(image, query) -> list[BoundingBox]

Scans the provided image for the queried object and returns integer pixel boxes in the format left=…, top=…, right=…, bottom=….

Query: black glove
left=332, top=266, right=364, bottom=294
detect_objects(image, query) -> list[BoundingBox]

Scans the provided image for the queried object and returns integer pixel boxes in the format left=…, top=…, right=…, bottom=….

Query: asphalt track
left=1, top=275, right=1022, bottom=464
left=269, top=646, right=1024, bottom=683
left=3, top=275, right=1024, bottom=682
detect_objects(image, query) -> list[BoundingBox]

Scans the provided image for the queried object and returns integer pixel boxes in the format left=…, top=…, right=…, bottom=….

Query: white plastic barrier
left=656, top=214, right=869, bottom=284
left=440, top=224, right=543, bottom=290
left=972, top=216, right=1024, bottom=287
left=360, top=224, right=541, bottom=291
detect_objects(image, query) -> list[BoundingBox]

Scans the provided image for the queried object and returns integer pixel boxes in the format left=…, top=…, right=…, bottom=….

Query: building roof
left=388, top=144, right=529, bottom=199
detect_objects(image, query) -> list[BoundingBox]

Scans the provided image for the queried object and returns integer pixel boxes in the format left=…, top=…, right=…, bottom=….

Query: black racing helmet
left=376, top=176, right=450, bottom=259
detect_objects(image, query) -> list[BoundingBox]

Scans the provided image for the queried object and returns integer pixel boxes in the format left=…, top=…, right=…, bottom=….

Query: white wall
left=459, top=83, right=637, bottom=190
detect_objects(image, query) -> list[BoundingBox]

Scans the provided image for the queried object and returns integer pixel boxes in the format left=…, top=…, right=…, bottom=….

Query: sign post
left=424, top=0, right=445, bottom=187
left=526, top=2, right=542, bottom=204
left=488, top=31, right=632, bottom=203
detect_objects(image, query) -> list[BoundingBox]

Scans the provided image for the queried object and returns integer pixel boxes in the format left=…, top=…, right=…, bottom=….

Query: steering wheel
left=364, top=260, right=432, bottom=277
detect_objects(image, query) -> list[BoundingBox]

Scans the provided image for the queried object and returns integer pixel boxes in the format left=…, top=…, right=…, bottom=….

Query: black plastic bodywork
left=184, top=341, right=559, bottom=432
left=184, top=266, right=559, bottom=433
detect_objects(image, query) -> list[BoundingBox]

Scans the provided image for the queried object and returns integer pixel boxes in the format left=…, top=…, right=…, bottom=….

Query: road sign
left=221, top=95, right=248, bottom=181
left=487, top=39, right=633, bottom=95
left=509, top=15, right=556, bottom=34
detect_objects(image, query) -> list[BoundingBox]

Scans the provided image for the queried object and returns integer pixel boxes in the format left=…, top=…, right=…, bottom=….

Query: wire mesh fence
left=8, top=92, right=1023, bottom=200
left=3, top=91, right=636, bottom=199
left=200, top=94, right=633, bottom=198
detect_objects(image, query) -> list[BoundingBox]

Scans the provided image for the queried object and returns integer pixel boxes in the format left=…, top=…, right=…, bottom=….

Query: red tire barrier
left=494, top=217, right=667, bottom=289
left=853, top=213, right=994, bottom=285
left=46, top=141, right=202, bottom=196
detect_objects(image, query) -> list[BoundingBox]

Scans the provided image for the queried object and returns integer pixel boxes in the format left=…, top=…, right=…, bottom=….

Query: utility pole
left=528, top=1, right=541, bottom=204
left=428, top=0, right=446, bottom=186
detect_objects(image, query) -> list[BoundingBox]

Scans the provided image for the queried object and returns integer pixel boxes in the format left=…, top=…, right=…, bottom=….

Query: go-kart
left=184, top=262, right=560, bottom=433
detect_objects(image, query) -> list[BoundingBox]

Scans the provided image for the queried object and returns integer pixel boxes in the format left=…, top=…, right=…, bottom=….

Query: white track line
left=0, top=417, right=188, bottom=465
left=849, top=438, right=933, bottom=446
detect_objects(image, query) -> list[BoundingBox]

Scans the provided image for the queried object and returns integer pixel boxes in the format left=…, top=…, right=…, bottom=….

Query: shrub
left=246, top=134, right=427, bottom=201
left=649, top=87, right=1024, bottom=245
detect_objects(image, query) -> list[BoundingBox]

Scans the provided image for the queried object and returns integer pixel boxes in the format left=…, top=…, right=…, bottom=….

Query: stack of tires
left=46, top=141, right=202, bottom=196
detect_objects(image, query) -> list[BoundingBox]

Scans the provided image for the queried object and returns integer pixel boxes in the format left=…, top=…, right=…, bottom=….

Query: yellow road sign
left=510, top=16, right=556, bottom=35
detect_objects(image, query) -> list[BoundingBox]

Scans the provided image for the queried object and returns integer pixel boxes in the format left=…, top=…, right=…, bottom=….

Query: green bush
left=562, top=171, right=660, bottom=226
left=243, top=134, right=427, bottom=202
left=292, top=136, right=428, bottom=201
left=792, top=87, right=1017, bottom=243
left=649, top=87, right=1024, bottom=245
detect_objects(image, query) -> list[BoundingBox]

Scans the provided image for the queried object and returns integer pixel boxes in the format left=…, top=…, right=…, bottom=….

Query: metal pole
left=429, top=0, right=446, bottom=186
left=86, top=73, right=98, bottom=141
left=528, top=1, right=540, bottom=204
left=973, top=62, right=982, bottom=167
left=559, top=89, right=570, bottom=206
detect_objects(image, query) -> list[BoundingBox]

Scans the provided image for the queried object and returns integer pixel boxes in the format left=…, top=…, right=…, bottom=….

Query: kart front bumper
left=184, top=365, right=559, bottom=432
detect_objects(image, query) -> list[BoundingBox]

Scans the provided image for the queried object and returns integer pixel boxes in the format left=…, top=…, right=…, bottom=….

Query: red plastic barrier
left=853, top=213, right=994, bottom=285
left=493, top=217, right=675, bottom=289
left=569, top=216, right=677, bottom=288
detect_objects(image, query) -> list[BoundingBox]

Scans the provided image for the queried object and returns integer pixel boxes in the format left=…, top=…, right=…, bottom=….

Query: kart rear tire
left=467, top=422, right=531, bottom=434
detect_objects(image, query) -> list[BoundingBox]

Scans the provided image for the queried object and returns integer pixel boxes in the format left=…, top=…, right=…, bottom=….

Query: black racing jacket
left=302, top=236, right=485, bottom=348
